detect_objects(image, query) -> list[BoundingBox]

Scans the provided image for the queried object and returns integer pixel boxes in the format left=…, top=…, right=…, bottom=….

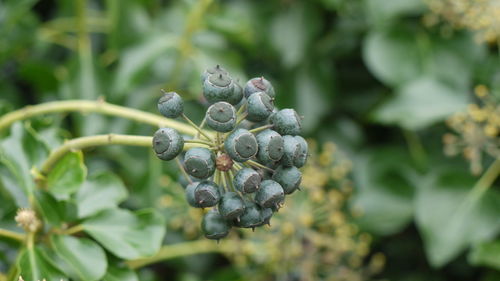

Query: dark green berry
left=203, top=73, right=235, bottom=104
left=294, top=136, right=308, bottom=168
left=247, top=92, right=274, bottom=122
left=257, top=208, right=273, bottom=227
left=256, top=129, right=284, bottom=164
left=153, top=128, right=184, bottom=161
left=206, top=102, right=236, bottom=132
left=184, top=147, right=216, bottom=179
left=194, top=180, right=221, bottom=207
left=202, top=209, right=231, bottom=240
left=157, top=91, right=184, bottom=118
left=236, top=201, right=264, bottom=229
left=272, top=166, right=302, bottom=194
left=233, top=168, right=261, bottom=193
left=224, top=129, right=258, bottom=162
left=255, top=180, right=284, bottom=208
left=281, top=135, right=301, bottom=167
left=227, top=81, right=244, bottom=105
left=218, top=192, right=245, bottom=220
left=185, top=182, right=201, bottom=207
left=270, top=109, right=301, bottom=136
left=244, top=77, right=275, bottom=98
left=201, top=65, right=228, bottom=83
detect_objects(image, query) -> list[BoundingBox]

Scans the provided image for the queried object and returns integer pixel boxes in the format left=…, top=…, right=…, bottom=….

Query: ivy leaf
left=75, top=172, right=128, bottom=218
left=47, top=151, right=87, bottom=200
left=51, top=235, right=107, bottom=281
left=34, top=190, right=65, bottom=227
left=18, top=246, right=67, bottom=281
left=103, top=263, right=139, bottom=281
left=469, top=240, right=500, bottom=270
left=82, top=208, right=166, bottom=260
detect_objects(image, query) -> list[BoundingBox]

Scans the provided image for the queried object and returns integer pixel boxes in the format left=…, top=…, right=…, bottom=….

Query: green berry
left=194, top=180, right=221, bottom=207
left=233, top=168, right=261, bottom=193
left=270, top=109, right=301, bottom=136
left=185, top=182, right=201, bottom=207
left=201, top=65, right=228, bottom=83
left=218, top=192, right=245, bottom=220
left=256, top=129, right=284, bottom=164
left=152, top=128, right=184, bottom=161
left=257, top=208, right=273, bottom=227
left=272, top=166, right=302, bottom=194
left=247, top=92, right=274, bottom=122
left=202, top=209, right=231, bottom=240
left=206, top=102, right=236, bottom=132
left=203, top=72, right=235, bottom=104
left=236, top=201, right=264, bottom=229
left=227, top=81, right=244, bottom=105
left=184, top=147, right=216, bottom=179
left=255, top=180, right=284, bottom=208
left=294, top=136, right=308, bottom=168
left=281, top=135, right=301, bottom=167
left=244, top=77, right=275, bottom=98
left=158, top=91, right=184, bottom=118
left=224, top=129, right=258, bottom=162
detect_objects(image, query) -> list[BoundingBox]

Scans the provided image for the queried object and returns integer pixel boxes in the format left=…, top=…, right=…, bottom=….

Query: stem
left=175, top=158, right=192, bottom=184
left=63, top=224, right=84, bottom=235
left=226, top=171, right=235, bottom=192
left=236, top=102, right=247, bottom=117
left=461, top=157, right=500, bottom=209
left=182, top=114, right=212, bottom=141
left=184, top=139, right=214, bottom=146
left=0, top=100, right=199, bottom=136
left=247, top=160, right=274, bottom=173
left=249, top=124, right=273, bottom=134
left=220, top=170, right=228, bottom=193
left=0, top=228, right=25, bottom=242
left=403, top=129, right=427, bottom=170
left=126, top=239, right=235, bottom=269
left=236, top=113, right=248, bottom=125
left=195, top=117, right=206, bottom=139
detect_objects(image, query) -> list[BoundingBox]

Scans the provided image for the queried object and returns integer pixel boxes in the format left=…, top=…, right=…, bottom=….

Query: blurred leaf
left=51, top=235, right=107, bottom=281
left=47, top=151, right=87, bottom=200
left=82, top=208, right=166, bottom=259
left=469, top=240, right=500, bottom=270
left=18, top=246, right=67, bottom=281
left=373, top=77, right=467, bottom=130
left=351, top=147, right=415, bottom=235
left=416, top=169, right=500, bottom=267
left=34, top=190, right=65, bottom=227
left=365, top=0, right=425, bottom=25
left=103, top=263, right=139, bottom=281
left=75, top=172, right=128, bottom=218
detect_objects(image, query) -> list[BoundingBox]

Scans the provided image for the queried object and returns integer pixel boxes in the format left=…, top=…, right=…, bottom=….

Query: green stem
left=184, top=139, right=214, bottom=146
left=0, top=228, right=25, bottom=242
left=62, top=224, right=84, bottom=236
left=403, top=129, right=427, bottom=170
left=175, top=158, right=192, bottom=184
left=220, top=170, right=228, bottom=193
left=195, top=117, right=206, bottom=139
left=249, top=124, right=273, bottom=134
left=462, top=157, right=500, bottom=209
left=126, top=239, right=235, bottom=269
left=226, top=171, right=235, bottom=192
left=182, top=114, right=212, bottom=141
left=236, top=102, right=247, bottom=117
left=246, top=160, right=274, bottom=173
left=0, top=100, right=198, bottom=136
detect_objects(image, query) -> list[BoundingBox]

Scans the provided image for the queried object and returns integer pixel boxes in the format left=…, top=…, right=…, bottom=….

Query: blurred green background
left=1, top=0, right=500, bottom=280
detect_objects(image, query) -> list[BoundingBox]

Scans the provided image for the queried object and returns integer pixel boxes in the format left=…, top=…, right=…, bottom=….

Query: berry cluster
left=152, top=65, right=308, bottom=240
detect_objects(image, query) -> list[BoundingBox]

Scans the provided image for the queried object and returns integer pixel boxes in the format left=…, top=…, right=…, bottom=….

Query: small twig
left=175, top=158, right=192, bottom=184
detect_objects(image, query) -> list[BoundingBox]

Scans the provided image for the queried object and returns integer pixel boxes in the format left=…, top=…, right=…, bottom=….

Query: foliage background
left=0, top=0, right=500, bottom=280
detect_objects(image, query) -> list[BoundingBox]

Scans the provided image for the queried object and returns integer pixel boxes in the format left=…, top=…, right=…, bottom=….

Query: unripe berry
left=218, top=192, right=245, bottom=220
left=184, top=147, right=216, bottom=179
left=270, top=109, right=301, bottom=136
left=233, top=168, right=261, bottom=193
left=272, top=166, right=302, bottom=194
left=201, top=65, right=228, bottom=83
left=227, top=81, right=244, bottom=105
left=194, top=180, right=221, bottom=207
left=158, top=91, right=184, bottom=118
left=247, top=92, right=274, bottom=122
left=244, top=77, right=275, bottom=98
left=202, top=209, right=231, bottom=240
left=153, top=128, right=184, bottom=161
left=294, top=136, right=308, bottom=168
left=236, top=200, right=264, bottom=229
left=203, top=73, right=235, bottom=104
left=257, top=207, right=273, bottom=227
left=281, top=135, right=301, bottom=167
left=256, top=129, right=284, bottom=164
left=255, top=180, right=284, bottom=208
left=224, top=129, right=258, bottom=162
left=185, top=182, right=201, bottom=207
left=206, top=102, right=236, bottom=132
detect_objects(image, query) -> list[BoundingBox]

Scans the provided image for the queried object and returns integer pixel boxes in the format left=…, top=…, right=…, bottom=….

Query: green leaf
left=373, top=77, right=468, bottom=130
left=103, top=263, right=139, bottom=281
left=34, top=190, right=65, bottom=227
left=18, top=246, right=67, bottom=281
left=469, top=240, right=500, bottom=270
left=415, top=168, right=500, bottom=267
left=75, top=172, right=128, bottom=218
left=82, top=208, right=166, bottom=259
left=364, top=0, right=425, bottom=25
left=51, top=235, right=107, bottom=281
left=47, top=151, right=87, bottom=200
left=351, top=147, right=415, bottom=235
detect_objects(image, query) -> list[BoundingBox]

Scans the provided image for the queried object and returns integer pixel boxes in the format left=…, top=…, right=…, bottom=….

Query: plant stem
left=0, top=228, right=25, bottom=242
left=461, top=157, right=500, bottom=209
left=249, top=124, right=273, bottom=134
left=184, top=139, right=214, bottom=146
left=236, top=102, right=247, bottom=117
left=220, top=170, right=228, bottom=193
left=236, top=113, right=248, bottom=125
left=247, top=160, right=274, bottom=173
left=195, top=117, right=206, bottom=139
left=0, top=100, right=199, bottom=136
left=126, top=239, right=236, bottom=269
left=175, top=158, right=192, bottom=184
left=63, top=224, right=84, bottom=236
left=181, top=114, right=212, bottom=141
